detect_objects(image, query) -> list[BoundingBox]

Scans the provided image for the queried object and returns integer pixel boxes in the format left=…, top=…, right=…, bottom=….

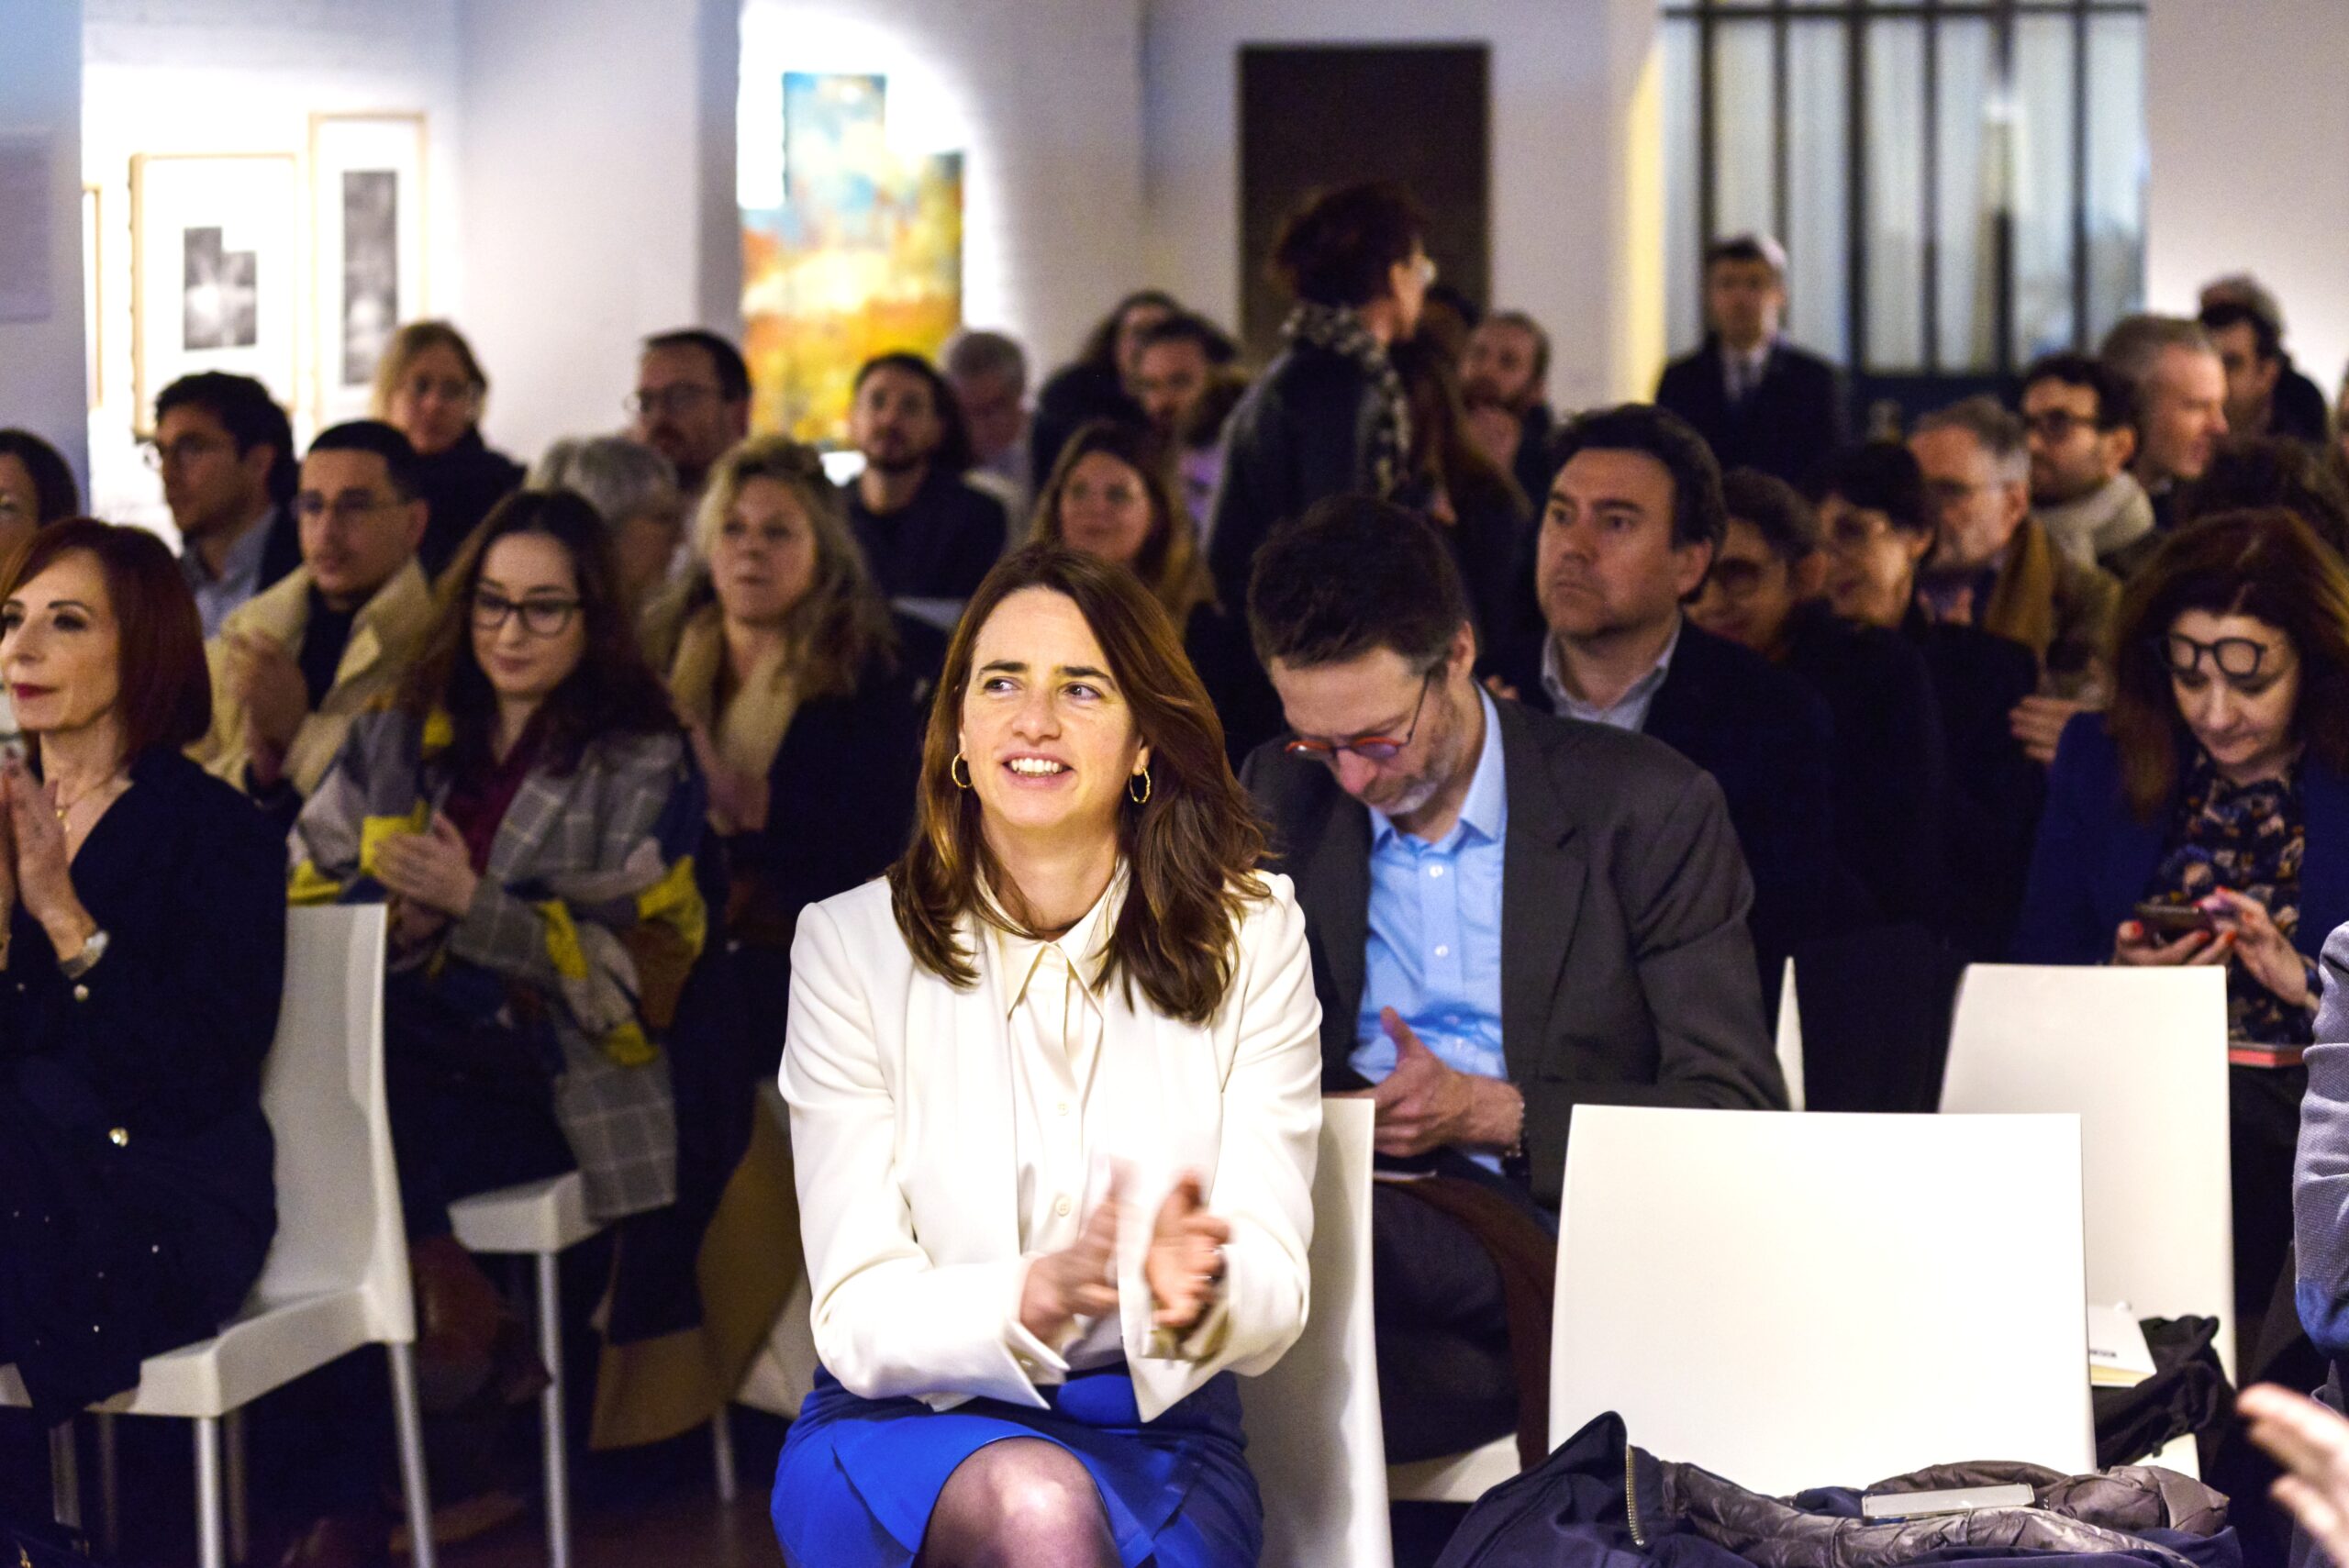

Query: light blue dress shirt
left=181, top=505, right=278, bottom=641
left=1352, top=689, right=1510, bottom=1152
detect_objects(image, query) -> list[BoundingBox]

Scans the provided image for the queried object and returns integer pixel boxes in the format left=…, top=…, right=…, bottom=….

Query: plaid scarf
left=1284, top=301, right=1411, bottom=499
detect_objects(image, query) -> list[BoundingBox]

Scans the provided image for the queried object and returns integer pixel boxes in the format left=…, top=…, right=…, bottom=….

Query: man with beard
left=1130, top=313, right=1238, bottom=442
left=2020, top=353, right=2157, bottom=580
left=150, top=373, right=303, bottom=638
left=1244, top=493, right=1781, bottom=1465
left=842, top=351, right=1008, bottom=606
left=628, top=328, right=751, bottom=501
left=1460, top=310, right=1558, bottom=506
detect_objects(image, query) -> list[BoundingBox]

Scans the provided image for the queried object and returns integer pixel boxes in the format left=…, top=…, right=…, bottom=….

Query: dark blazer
left=1904, top=610, right=2044, bottom=958
left=414, top=428, right=527, bottom=580
left=1510, top=403, right=1559, bottom=514
left=845, top=467, right=1009, bottom=603
left=1655, top=337, right=1848, bottom=487
left=1242, top=697, right=1785, bottom=1208
left=0, top=749, right=285, bottom=1418
left=257, top=502, right=303, bottom=595
left=1206, top=340, right=1385, bottom=613
left=2013, top=715, right=2349, bottom=968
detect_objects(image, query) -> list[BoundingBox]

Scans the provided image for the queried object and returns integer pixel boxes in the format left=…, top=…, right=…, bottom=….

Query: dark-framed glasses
left=139, top=433, right=232, bottom=471
left=624, top=384, right=720, bottom=417
left=1284, top=670, right=1436, bottom=764
left=471, top=589, right=583, bottom=638
left=2162, top=631, right=2274, bottom=680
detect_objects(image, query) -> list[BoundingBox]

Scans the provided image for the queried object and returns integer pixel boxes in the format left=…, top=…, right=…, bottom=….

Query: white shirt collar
left=986, top=863, right=1128, bottom=1018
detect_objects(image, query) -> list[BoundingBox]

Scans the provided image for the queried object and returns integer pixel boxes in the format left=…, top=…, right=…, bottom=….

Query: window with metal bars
left=1663, top=0, right=2147, bottom=391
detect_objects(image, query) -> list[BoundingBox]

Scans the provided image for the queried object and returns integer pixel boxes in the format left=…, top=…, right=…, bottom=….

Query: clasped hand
left=1343, top=1006, right=1523, bottom=1158
left=2112, top=888, right=2309, bottom=1007
left=374, top=815, right=481, bottom=923
left=0, top=759, right=93, bottom=948
left=1019, top=1171, right=1233, bottom=1347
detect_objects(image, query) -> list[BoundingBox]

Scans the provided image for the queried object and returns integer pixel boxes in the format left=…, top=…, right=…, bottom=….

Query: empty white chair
left=1776, top=959, right=1805, bottom=1112
left=1, top=907, right=434, bottom=1568
left=1239, top=1099, right=1394, bottom=1568
left=1552, top=1106, right=2096, bottom=1494
left=1941, top=963, right=2235, bottom=1376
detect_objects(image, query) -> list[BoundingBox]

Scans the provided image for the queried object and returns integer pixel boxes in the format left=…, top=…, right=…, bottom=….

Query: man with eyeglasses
left=1243, top=494, right=1781, bottom=1465
left=194, top=421, right=436, bottom=828
left=2020, top=353, right=2159, bottom=581
left=149, top=373, right=304, bottom=638
left=628, top=328, right=751, bottom=499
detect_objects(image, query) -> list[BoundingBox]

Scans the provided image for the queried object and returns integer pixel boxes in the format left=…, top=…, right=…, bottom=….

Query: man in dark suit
left=1655, top=234, right=1848, bottom=487
left=1492, top=405, right=1851, bottom=989
left=1243, top=495, right=1784, bottom=1463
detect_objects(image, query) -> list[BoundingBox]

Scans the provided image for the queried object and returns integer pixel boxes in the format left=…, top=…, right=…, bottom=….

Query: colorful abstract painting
left=741, top=72, right=963, bottom=443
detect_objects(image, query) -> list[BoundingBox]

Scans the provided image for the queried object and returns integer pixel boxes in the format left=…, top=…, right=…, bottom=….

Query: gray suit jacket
left=1241, top=696, right=1786, bottom=1207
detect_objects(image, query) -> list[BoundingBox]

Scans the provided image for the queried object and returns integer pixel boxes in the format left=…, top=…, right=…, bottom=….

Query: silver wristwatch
left=60, top=927, right=109, bottom=981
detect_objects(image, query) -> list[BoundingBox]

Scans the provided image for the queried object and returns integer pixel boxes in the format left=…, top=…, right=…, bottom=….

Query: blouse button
left=1054, top=1195, right=1073, bottom=1218
left=107, top=1127, right=128, bottom=1148
left=1055, top=1101, right=1070, bottom=1118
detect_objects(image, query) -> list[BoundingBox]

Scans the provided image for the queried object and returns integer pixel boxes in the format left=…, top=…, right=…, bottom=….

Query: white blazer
left=782, top=871, right=1324, bottom=1422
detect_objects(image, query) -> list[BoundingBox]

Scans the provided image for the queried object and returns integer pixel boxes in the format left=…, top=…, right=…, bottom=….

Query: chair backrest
left=1941, top=962, right=2234, bottom=1374
left=1239, top=1099, right=1393, bottom=1568
left=250, top=906, right=411, bottom=1343
left=1776, top=958, right=1805, bottom=1112
left=1552, top=1106, right=2096, bottom=1495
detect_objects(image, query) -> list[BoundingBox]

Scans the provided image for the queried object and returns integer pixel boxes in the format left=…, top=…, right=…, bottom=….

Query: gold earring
left=1128, top=767, right=1152, bottom=805
left=951, top=751, right=972, bottom=790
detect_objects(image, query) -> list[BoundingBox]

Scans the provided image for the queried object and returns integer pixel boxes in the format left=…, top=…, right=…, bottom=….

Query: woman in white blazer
left=773, top=543, right=1324, bottom=1568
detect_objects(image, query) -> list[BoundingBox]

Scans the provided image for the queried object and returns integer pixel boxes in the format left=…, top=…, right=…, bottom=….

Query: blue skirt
left=770, top=1361, right=1262, bottom=1568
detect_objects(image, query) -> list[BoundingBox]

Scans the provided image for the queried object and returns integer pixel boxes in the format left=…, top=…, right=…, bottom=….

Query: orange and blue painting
left=741, top=72, right=964, bottom=443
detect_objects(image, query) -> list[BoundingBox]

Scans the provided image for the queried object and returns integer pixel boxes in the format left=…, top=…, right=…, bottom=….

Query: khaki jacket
left=193, top=559, right=438, bottom=797
left=1982, top=516, right=2121, bottom=700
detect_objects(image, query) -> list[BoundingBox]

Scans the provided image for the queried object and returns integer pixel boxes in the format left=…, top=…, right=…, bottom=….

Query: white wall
left=2145, top=0, right=2349, bottom=401
left=0, top=0, right=88, bottom=492
left=1141, top=0, right=1664, bottom=411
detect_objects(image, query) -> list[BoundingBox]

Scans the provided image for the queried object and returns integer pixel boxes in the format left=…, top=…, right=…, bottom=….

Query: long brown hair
left=2107, top=507, right=2349, bottom=819
left=397, top=489, right=677, bottom=775
left=1029, top=419, right=1215, bottom=626
left=888, top=544, right=1267, bottom=1024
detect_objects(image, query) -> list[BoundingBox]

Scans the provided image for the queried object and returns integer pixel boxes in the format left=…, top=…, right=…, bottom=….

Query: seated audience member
left=0, top=428, right=82, bottom=550
left=373, top=320, right=526, bottom=576
left=1208, top=182, right=1432, bottom=610
left=2021, top=353, right=2159, bottom=580
left=2100, top=315, right=2230, bottom=532
left=1391, top=336, right=1532, bottom=651
left=1815, top=441, right=2043, bottom=958
left=1460, top=309, right=1559, bottom=512
left=1132, top=312, right=1240, bottom=445
left=2200, top=281, right=2329, bottom=447
left=150, top=372, right=302, bottom=638
left=1174, top=364, right=1252, bottom=531
left=843, top=351, right=1009, bottom=609
left=1244, top=495, right=1783, bottom=1461
left=1029, top=288, right=1178, bottom=491
left=629, top=328, right=752, bottom=502
left=528, top=434, right=685, bottom=619
left=0, top=522, right=285, bottom=1423
left=1493, top=404, right=1844, bottom=987
left=1655, top=234, right=1848, bottom=487
left=773, top=546, right=1319, bottom=1568
left=943, top=328, right=1033, bottom=520
left=194, top=420, right=436, bottom=828
left=2176, top=436, right=2349, bottom=559
left=2014, top=508, right=2349, bottom=1332
left=1696, top=469, right=1948, bottom=928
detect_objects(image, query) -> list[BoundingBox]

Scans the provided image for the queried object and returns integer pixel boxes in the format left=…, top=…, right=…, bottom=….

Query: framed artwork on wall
left=309, top=112, right=427, bottom=426
left=129, top=151, right=300, bottom=421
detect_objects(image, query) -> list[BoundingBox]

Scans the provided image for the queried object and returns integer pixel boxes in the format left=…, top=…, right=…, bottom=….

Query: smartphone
left=2133, top=901, right=2217, bottom=934
left=1860, top=1482, right=2035, bottom=1521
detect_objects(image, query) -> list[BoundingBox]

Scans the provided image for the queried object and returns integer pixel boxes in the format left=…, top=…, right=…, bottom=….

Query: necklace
left=51, top=770, right=128, bottom=827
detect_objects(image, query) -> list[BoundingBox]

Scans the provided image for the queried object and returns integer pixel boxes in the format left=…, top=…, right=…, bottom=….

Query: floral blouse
left=2143, top=751, right=2321, bottom=1049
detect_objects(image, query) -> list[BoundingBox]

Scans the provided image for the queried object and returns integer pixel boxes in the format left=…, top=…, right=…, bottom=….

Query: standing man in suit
left=1656, top=234, right=1848, bottom=487
left=1243, top=495, right=1784, bottom=1465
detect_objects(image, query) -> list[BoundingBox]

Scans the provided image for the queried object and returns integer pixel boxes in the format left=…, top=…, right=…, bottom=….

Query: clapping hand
left=224, top=633, right=310, bottom=787
left=3, top=759, right=84, bottom=940
left=373, top=815, right=481, bottom=920
left=2243, top=1384, right=2349, bottom=1563
left=1019, top=1173, right=1124, bottom=1347
left=1144, top=1173, right=1231, bottom=1332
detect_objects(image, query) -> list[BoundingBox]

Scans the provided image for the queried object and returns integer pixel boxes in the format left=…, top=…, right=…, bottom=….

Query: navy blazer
left=2012, top=714, right=2349, bottom=967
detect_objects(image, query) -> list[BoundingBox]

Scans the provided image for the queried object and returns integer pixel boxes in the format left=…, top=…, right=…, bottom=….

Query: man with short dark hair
left=195, top=421, right=437, bottom=826
left=1494, top=404, right=1847, bottom=987
left=1244, top=494, right=1781, bottom=1462
left=2099, top=314, right=2229, bottom=530
left=844, top=352, right=1008, bottom=608
left=1655, top=235, right=1848, bottom=485
left=2019, top=353, right=2157, bottom=579
left=1461, top=309, right=1558, bottom=508
left=150, top=372, right=303, bottom=637
left=2199, top=277, right=2330, bottom=445
left=1130, top=314, right=1237, bottom=442
left=629, top=328, right=751, bottom=498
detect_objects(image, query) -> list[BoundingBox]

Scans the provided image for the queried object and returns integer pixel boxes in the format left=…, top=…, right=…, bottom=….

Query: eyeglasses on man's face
left=471, top=588, right=583, bottom=639
left=625, top=384, right=722, bottom=418
left=139, top=434, right=234, bottom=472
left=1284, top=669, right=1437, bottom=764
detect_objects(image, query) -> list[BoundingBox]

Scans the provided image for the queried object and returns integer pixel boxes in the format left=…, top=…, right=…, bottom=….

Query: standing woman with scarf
left=1205, top=182, right=1432, bottom=613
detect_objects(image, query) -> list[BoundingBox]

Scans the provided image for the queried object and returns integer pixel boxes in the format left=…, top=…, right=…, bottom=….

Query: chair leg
left=387, top=1340, right=438, bottom=1568
left=225, top=1405, right=250, bottom=1564
left=711, top=1404, right=738, bottom=1503
left=194, top=1415, right=226, bottom=1568
left=96, top=1410, right=119, bottom=1556
left=536, top=1250, right=572, bottom=1568
left=46, top=1418, right=80, bottom=1531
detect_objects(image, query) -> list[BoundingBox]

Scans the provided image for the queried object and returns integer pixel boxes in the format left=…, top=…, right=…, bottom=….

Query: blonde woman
left=372, top=320, right=525, bottom=575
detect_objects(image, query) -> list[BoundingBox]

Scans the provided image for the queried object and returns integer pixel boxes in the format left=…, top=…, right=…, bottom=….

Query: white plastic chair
left=1, top=906, right=434, bottom=1568
left=1551, top=1106, right=2097, bottom=1495
left=1238, top=1099, right=1394, bottom=1568
left=1776, top=958, right=1805, bottom=1111
left=1940, top=963, right=2236, bottom=1377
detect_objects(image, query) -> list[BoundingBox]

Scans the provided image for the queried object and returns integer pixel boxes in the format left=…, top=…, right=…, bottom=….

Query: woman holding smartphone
left=2014, top=507, right=2349, bottom=1335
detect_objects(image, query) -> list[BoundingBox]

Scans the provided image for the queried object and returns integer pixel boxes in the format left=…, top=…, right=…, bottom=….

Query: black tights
left=914, top=1439, right=1120, bottom=1568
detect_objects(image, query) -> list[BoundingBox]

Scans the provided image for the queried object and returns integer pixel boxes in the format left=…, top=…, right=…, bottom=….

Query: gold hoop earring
left=951, top=752, right=972, bottom=790
left=1128, top=767, right=1152, bottom=806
